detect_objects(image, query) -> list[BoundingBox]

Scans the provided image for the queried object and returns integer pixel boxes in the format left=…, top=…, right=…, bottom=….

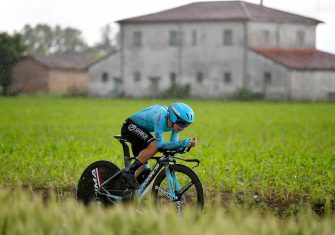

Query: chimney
left=260, top=0, right=263, bottom=6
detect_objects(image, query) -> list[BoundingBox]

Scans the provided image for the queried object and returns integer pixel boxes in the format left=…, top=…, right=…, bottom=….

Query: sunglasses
left=175, top=119, right=191, bottom=128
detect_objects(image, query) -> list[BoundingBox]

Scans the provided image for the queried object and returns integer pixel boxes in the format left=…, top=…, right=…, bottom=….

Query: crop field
left=0, top=97, right=334, bottom=211
left=1, top=188, right=334, bottom=235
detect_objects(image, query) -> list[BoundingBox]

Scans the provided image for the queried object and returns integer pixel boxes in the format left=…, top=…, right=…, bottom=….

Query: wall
left=10, top=58, right=48, bottom=94
left=89, top=19, right=327, bottom=99
left=48, top=70, right=88, bottom=93
left=247, top=22, right=316, bottom=49
left=88, top=52, right=121, bottom=96
left=121, top=21, right=247, bottom=98
left=247, top=51, right=290, bottom=99
left=290, top=70, right=335, bottom=100
left=248, top=51, right=335, bottom=101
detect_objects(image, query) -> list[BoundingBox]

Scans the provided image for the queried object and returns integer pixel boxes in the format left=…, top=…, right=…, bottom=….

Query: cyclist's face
left=173, top=123, right=186, bottom=132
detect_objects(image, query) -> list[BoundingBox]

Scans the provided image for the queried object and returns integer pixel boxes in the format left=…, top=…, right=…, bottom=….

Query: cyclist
left=121, top=102, right=196, bottom=190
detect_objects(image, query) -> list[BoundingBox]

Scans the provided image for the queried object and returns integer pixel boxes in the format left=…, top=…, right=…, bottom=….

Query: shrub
left=160, top=83, right=190, bottom=99
left=233, top=88, right=263, bottom=101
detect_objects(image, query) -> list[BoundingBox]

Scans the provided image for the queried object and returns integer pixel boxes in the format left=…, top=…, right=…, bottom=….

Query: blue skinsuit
left=129, top=105, right=186, bottom=150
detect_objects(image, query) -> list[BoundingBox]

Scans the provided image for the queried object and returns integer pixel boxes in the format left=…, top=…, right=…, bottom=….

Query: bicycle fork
left=154, top=164, right=184, bottom=217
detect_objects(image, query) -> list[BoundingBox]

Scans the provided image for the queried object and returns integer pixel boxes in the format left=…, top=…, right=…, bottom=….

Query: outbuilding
left=10, top=54, right=93, bottom=95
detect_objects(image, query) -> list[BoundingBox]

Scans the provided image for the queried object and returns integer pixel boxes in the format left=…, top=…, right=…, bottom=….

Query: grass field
left=1, top=188, right=335, bottom=235
left=0, top=96, right=334, bottom=210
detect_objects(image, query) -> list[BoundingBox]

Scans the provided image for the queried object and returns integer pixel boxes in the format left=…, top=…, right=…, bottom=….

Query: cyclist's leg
left=137, top=140, right=158, bottom=163
left=120, top=119, right=156, bottom=189
left=124, top=142, right=157, bottom=188
left=135, top=141, right=158, bottom=176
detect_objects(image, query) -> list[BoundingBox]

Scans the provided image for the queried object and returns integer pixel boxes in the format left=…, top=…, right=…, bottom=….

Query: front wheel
left=151, top=164, right=204, bottom=212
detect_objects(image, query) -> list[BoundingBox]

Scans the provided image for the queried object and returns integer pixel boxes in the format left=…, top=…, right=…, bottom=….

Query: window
left=262, top=30, right=270, bottom=46
left=101, top=72, right=108, bottom=83
left=170, top=72, right=176, bottom=85
left=264, top=72, right=272, bottom=85
left=191, top=30, right=197, bottom=46
left=196, top=72, right=204, bottom=83
left=169, top=30, right=179, bottom=46
left=133, top=31, right=142, bottom=47
left=223, top=30, right=233, bottom=46
left=134, top=71, right=141, bottom=82
left=297, top=30, right=305, bottom=46
left=328, top=92, right=335, bottom=100
left=149, top=77, right=160, bottom=93
left=223, top=72, right=232, bottom=84
left=113, top=77, right=123, bottom=92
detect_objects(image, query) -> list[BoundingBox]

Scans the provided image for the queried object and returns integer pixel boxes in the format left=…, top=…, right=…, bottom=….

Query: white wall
left=247, top=51, right=290, bottom=99
left=121, top=21, right=247, bottom=98
left=88, top=52, right=121, bottom=96
left=248, top=51, right=335, bottom=101
left=247, top=22, right=316, bottom=49
left=290, top=70, right=335, bottom=100
left=88, top=19, right=334, bottom=100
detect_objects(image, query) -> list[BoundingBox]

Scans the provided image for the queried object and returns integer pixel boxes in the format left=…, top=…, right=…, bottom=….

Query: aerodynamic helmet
left=168, top=102, right=194, bottom=127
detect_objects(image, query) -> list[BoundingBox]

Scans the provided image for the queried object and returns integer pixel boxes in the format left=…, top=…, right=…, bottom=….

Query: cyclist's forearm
left=156, top=140, right=183, bottom=150
left=170, top=131, right=179, bottom=142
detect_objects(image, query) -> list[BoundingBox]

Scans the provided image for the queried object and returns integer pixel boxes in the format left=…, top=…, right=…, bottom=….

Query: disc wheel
left=77, top=160, right=126, bottom=206
left=152, top=164, right=204, bottom=212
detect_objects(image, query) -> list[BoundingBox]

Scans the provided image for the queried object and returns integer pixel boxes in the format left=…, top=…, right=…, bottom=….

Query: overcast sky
left=1, top=0, right=335, bottom=53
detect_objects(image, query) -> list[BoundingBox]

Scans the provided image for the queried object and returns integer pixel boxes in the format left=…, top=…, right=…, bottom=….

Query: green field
left=0, top=96, right=334, bottom=209
left=1, top=188, right=334, bottom=235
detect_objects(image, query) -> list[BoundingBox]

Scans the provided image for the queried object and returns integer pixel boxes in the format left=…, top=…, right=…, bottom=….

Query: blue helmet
left=168, top=103, right=194, bottom=127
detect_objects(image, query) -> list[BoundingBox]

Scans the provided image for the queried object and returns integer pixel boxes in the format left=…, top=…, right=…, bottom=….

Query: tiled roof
left=251, top=48, right=335, bottom=71
left=33, top=54, right=95, bottom=70
left=118, top=1, right=322, bottom=24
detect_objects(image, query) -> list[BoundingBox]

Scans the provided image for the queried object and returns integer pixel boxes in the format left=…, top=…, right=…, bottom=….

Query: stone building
left=88, top=1, right=335, bottom=100
left=10, top=54, right=92, bottom=95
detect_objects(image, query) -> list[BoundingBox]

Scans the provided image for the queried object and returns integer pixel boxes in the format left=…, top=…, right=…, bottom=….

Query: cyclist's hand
left=190, top=138, right=197, bottom=147
left=179, top=138, right=192, bottom=148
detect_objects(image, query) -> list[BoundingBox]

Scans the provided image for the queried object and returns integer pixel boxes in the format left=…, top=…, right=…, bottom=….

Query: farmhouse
left=10, top=54, right=92, bottom=95
left=88, top=1, right=335, bottom=100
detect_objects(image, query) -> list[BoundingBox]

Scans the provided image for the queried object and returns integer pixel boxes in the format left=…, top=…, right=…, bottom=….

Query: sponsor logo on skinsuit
left=128, top=124, right=149, bottom=140
left=128, top=124, right=137, bottom=131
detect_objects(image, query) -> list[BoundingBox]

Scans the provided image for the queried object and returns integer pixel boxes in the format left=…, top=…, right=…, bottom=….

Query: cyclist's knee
left=148, top=140, right=158, bottom=152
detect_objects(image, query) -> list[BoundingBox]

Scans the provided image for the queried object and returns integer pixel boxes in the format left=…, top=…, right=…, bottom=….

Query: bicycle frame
left=97, top=156, right=179, bottom=203
left=96, top=135, right=199, bottom=209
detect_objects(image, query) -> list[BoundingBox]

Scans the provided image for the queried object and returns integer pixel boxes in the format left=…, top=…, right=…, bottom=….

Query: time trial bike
left=77, top=135, right=204, bottom=216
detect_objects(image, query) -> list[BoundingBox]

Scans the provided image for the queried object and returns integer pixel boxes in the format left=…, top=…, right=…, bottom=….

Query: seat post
left=114, top=135, right=131, bottom=168
left=120, top=141, right=131, bottom=168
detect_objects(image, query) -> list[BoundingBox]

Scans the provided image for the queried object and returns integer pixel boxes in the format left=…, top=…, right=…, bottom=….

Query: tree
left=54, top=26, right=89, bottom=54
left=87, top=24, right=119, bottom=58
left=21, top=24, right=53, bottom=55
left=19, top=23, right=119, bottom=59
left=20, top=24, right=88, bottom=55
left=0, top=33, right=27, bottom=95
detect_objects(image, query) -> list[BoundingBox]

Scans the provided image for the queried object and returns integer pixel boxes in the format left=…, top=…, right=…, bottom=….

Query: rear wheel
left=152, top=164, right=204, bottom=212
left=77, top=160, right=127, bottom=206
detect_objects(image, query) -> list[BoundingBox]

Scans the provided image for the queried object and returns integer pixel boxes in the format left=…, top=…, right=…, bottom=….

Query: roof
left=251, top=48, right=335, bottom=71
left=87, top=50, right=120, bottom=68
left=32, top=54, right=95, bottom=70
left=118, top=1, right=322, bottom=24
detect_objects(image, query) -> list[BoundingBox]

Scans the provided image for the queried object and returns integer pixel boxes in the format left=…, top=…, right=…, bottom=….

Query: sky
left=1, top=0, right=335, bottom=53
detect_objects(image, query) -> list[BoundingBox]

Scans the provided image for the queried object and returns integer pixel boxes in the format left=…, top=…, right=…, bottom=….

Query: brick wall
left=48, top=70, right=88, bottom=93
left=10, top=58, right=48, bottom=94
